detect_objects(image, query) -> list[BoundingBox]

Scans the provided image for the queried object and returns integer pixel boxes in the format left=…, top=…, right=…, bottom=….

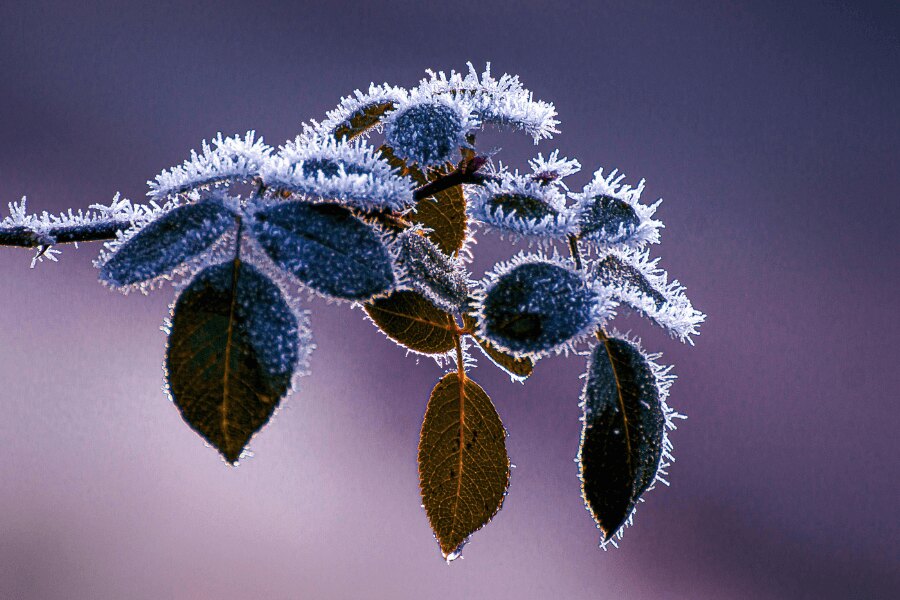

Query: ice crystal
left=590, top=249, right=705, bottom=344
left=148, top=132, right=272, bottom=200
left=261, top=134, right=415, bottom=211
left=474, top=252, right=613, bottom=357
left=415, top=63, right=559, bottom=143
left=573, top=168, right=663, bottom=249
left=383, top=95, right=478, bottom=167
left=395, top=229, right=469, bottom=312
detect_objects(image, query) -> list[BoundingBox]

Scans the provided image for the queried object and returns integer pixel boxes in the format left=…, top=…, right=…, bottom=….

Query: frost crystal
left=148, top=132, right=272, bottom=200
left=383, top=96, right=478, bottom=167
left=591, top=250, right=705, bottom=344
left=475, top=252, right=613, bottom=357
left=261, top=134, right=415, bottom=211
left=395, top=229, right=469, bottom=312
left=573, top=168, right=663, bottom=249
left=415, top=63, right=559, bottom=143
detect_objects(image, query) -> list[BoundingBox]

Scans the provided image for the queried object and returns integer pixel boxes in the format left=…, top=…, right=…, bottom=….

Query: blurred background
left=1, top=1, right=897, bottom=598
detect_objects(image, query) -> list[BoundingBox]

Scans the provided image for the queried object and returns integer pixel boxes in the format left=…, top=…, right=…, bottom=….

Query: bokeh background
left=1, top=1, right=897, bottom=598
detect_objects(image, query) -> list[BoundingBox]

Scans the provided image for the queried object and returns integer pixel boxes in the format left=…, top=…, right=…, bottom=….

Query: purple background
left=1, top=1, right=898, bottom=598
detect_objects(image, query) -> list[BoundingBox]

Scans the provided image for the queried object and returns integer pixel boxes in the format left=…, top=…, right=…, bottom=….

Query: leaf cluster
left=0, top=63, right=705, bottom=559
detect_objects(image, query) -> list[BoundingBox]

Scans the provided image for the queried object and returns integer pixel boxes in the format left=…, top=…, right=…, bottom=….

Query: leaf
left=594, top=254, right=666, bottom=309
left=578, top=337, right=666, bottom=540
left=578, top=194, right=641, bottom=243
left=419, top=372, right=509, bottom=559
left=166, top=260, right=301, bottom=464
left=379, top=145, right=468, bottom=256
left=463, top=314, right=533, bottom=381
left=250, top=201, right=394, bottom=301
left=411, top=172, right=468, bottom=256
left=364, top=290, right=455, bottom=354
left=480, top=258, right=599, bottom=355
left=396, top=229, right=469, bottom=312
left=332, top=101, right=396, bottom=141
left=99, top=198, right=235, bottom=287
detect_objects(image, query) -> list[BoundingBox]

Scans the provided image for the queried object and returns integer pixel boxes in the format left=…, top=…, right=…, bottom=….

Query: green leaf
left=463, top=314, right=534, bottom=381
left=419, top=372, right=509, bottom=560
left=332, top=101, right=396, bottom=141
left=166, top=259, right=301, bottom=464
left=364, top=290, right=456, bottom=354
left=578, top=337, right=666, bottom=540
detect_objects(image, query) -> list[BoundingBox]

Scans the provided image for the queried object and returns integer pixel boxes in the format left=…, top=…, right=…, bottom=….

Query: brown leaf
left=419, top=372, right=509, bottom=559
left=463, top=314, right=534, bottom=381
left=332, top=101, right=396, bottom=140
left=364, top=290, right=456, bottom=354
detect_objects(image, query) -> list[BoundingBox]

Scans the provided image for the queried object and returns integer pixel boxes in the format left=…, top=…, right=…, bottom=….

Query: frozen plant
left=0, top=63, right=705, bottom=561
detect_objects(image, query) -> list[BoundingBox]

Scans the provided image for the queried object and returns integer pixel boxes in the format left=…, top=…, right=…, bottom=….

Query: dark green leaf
left=579, top=337, right=665, bottom=540
left=419, top=372, right=509, bottom=560
left=332, top=101, right=396, bottom=141
left=166, top=260, right=301, bottom=464
left=463, top=314, right=534, bottom=381
left=251, top=201, right=394, bottom=301
left=100, top=198, right=235, bottom=287
left=364, top=290, right=455, bottom=354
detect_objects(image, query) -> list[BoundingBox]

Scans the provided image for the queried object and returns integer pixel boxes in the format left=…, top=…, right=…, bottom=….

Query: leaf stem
left=412, top=155, right=488, bottom=202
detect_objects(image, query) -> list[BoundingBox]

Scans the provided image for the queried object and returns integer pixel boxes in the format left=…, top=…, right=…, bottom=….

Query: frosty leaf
left=166, top=260, right=302, bottom=464
left=148, top=132, right=271, bottom=200
left=580, top=195, right=640, bottom=241
left=579, top=337, right=666, bottom=541
left=468, top=177, right=573, bottom=241
left=333, top=101, right=397, bottom=140
left=415, top=63, right=559, bottom=142
left=419, top=372, right=509, bottom=560
left=594, top=253, right=666, bottom=308
left=261, top=135, right=415, bottom=212
left=364, top=290, right=456, bottom=355
left=396, top=230, right=469, bottom=312
left=477, top=255, right=607, bottom=356
left=463, top=314, right=533, bottom=381
left=320, top=82, right=406, bottom=140
left=250, top=201, right=395, bottom=301
left=593, top=251, right=705, bottom=343
left=99, top=197, right=236, bottom=288
left=573, top=168, right=663, bottom=249
left=383, top=97, right=477, bottom=167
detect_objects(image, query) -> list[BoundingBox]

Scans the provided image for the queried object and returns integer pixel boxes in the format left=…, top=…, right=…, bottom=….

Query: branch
left=0, top=218, right=132, bottom=248
left=413, top=155, right=489, bottom=202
